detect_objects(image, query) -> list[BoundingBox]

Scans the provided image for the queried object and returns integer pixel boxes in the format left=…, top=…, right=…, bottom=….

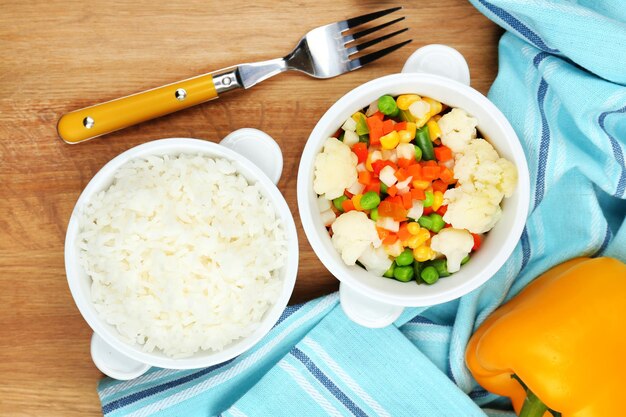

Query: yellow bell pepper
left=466, top=257, right=626, bottom=417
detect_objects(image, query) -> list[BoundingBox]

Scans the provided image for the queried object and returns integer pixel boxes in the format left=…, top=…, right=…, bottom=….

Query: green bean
left=370, top=207, right=379, bottom=221
left=394, top=265, right=414, bottom=282
left=429, top=213, right=445, bottom=233
left=395, top=249, right=414, bottom=266
left=360, top=191, right=381, bottom=210
left=383, top=262, right=396, bottom=278
left=461, top=254, right=471, bottom=265
left=415, top=126, right=435, bottom=160
left=414, top=262, right=425, bottom=284
left=428, top=258, right=451, bottom=278
left=414, top=144, right=422, bottom=162
left=338, top=131, right=345, bottom=142
left=378, top=95, right=399, bottom=116
left=399, top=109, right=415, bottom=122
left=420, top=266, right=440, bottom=284
left=418, top=215, right=433, bottom=230
left=355, top=114, right=369, bottom=136
left=359, top=134, right=369, bottom=144
left=380, top=182, right=388, bottom=195
left=333, top=195, right=348, bottom=212
left=423, top=191, right=434, bottom=208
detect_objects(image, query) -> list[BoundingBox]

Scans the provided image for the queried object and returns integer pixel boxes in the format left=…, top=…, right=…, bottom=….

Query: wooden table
left=0, top=1, right=501, bottom=415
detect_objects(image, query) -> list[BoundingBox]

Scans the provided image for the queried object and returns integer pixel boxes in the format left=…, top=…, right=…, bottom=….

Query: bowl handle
left=339, top=283, right=404, bottom=328
left=220, top=128, right=283, bottom=185
left=91, top=333, right=151, bottom=380
left=401, top=44, right=471, bottom=86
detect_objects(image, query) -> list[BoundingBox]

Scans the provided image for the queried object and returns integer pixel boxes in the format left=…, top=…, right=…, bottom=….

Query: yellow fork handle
left=57, top=73, right=218, bottom=143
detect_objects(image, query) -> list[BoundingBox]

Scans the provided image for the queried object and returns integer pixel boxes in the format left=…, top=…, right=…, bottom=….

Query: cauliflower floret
left=430, top=228, right=474, bottom=273
left=313, top=137, right=358, bottom=200
left=331, top=211, right=381, bottom=265
left=438, top=108, right=478, bottom=153
left=443, top=187, right=502, bottom=234
left=443, top=138, right=517, bottom=233
left=358, top=245, right=393, bottom=276
left=453, top=139, right=518, bottom=203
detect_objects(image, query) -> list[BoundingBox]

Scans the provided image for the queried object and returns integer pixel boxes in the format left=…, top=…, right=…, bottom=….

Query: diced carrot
left=387, top=185, right=398, bottom=197
left=352, top=143, right=368, bottom=164
left=358, top=170, right=372, bottom=185
left=411, top=188, right=426, bottom=200
left=382, top=119, right=395, bottom=135
left=369, top=125, right=383, bottom=145
left=342, top=199, right=355, bottom=212
left=378, top=201, right=407, bottom=221
left=434, top=145, right=453, bottom=162
left=397, top=223, right=412, bottom=241
left=432, top=179, right=448, bottom=193
left=440, top=167, right=456, bottom=184
left=382, top=233, right=398, bottom=245
left=406, top=164, right=422, bottom=180
left=424, top=160, right=438, bottom=167
left=436, top=205, right=448, bottom=216
left=402, top=192, right=413, bottom=209
left=364, top=180, right=381, bottom=194
left=472, top=233, right=482, bottom=251
left=394, top=121, right=407, bottom=132
left=366, top=115, right=383, bottom=131
left=372, top=111, right=385, bottom=121
left=422, top=166, right=441, bottom=181
left=377, top=227, right=390, bottom=240
left=394, top=168, right=408, bottom=181
left=396, top=158, right=413, bottom=169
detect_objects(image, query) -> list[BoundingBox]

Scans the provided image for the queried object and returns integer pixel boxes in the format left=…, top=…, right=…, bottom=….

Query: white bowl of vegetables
left=297, top=45, right=530, bottom=327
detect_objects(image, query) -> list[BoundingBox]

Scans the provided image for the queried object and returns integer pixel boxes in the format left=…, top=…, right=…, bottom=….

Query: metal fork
left=58, top=7, right=411, bottom=143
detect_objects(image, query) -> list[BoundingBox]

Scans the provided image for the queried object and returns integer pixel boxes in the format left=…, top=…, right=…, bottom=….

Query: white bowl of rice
left=65, top=135, right=298, bottom=378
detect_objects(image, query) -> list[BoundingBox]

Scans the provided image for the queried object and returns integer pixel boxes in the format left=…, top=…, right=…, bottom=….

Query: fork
left=57, top=7, right=411, bottom=143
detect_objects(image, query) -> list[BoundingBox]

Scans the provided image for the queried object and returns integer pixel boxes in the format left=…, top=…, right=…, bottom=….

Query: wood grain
left=0, top=1, right=502, bottom=415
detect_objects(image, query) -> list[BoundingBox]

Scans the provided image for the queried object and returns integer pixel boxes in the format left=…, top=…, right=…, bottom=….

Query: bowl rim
left=297, top=73, right=530, bottom=306
left=65, top=138, right=299, bottom=368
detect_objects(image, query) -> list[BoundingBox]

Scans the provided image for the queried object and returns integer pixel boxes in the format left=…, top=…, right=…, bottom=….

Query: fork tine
left=349, top=39, right=413, bottom=71
left=344, top=17, right=405, bottom=43
left=347, top=28, right=408, bottom=55
left=343, top=7, right=402, bottom=30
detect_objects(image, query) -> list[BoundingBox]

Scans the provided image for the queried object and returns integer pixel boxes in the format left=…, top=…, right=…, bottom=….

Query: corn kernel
left=412, top=180, right=431, bottom=190
left=414, top=115, right=429, bottom=128
left=351, top=111, right=366, bottom=122
left=432, top=191, right=444, bottom=211
left=384, top=240, right=404, bottom=257
left=406, top=229, right=430, bottom=249
left=433, top=114, right=442, bottom=122
left=352, top=194, right=363, bottom=211
left=427, top=120, right=442, bottom=141
left=398, top=130, right=413, bottom=143
left=414, top=245, right=435, bottom=262
left=397, top=94, right=421, bottom=110
left=423, top=97, right=442, bottom=116
left=407, top=222, right=421, bottom=235
left=406, top=122, right=417, bottom=138
left=380, top=131, right=400, bottom=150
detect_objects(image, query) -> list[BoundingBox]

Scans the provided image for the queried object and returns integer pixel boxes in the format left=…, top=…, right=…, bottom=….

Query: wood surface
left=0, top=1, right=502, bottom=415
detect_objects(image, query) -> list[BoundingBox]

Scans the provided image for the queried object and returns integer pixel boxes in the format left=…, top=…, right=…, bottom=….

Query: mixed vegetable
left=313, top=94, right=517, bottom=285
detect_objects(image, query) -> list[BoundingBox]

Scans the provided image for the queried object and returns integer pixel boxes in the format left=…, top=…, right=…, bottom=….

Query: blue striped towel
left=98, top=1, right=626, bottom=415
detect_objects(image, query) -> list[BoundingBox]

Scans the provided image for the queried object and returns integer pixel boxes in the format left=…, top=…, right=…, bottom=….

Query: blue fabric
left=97, top=1, right=626, bottom=415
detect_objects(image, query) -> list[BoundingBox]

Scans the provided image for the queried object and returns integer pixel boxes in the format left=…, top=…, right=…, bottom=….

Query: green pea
left=428, top=258, right=451, bottom=278
left=429, top=213, right=445, bottom=233
left=333, top=195, right=348, bottom=212
left=418, top=215, right=433, bottom=230
left=394, top=265, right=414, bottom=282
left=395, top=249, right=414, bottom=266
left=423, top=191, right=434, bottom=208
left=377, top=95, right=398, bottom=116
left=415, top=126, right=435, bottom=160
left=370, top=207, right=379, bottom=221
left=414, top=144, right=422, bottom=162
left=360, top=191, right=381, bottom=210
left=383, top=261, right=396, bottom=278
left=380, top=182, right=388, bottom=195
left=461, top=254, right=471, bottom=265
left=420, top=266, right=440, bottom=284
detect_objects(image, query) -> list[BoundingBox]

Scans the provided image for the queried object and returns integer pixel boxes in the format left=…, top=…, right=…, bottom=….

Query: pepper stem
left=518, top=387, right=548, bottom=417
